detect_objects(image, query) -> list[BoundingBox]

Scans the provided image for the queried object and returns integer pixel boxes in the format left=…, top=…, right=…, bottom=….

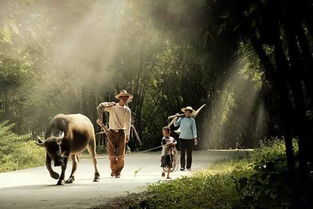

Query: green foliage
left=0, top=0, right=265, bottom=150
left=109, top=140, right=293, bottom=209
left=250, top=139, right=288, bottom=166
left=234, top=140, right=293, bottom=209
left=235, top=159, right=291, bottom=209
left=141, top=175, right=238, bottom=209
left=0, top=121, right=45, bottom=172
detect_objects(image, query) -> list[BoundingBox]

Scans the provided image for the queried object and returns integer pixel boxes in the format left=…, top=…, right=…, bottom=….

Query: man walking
left=174, top=106, right=198, bottom=171
left=97, top=90, right=132, bottom=178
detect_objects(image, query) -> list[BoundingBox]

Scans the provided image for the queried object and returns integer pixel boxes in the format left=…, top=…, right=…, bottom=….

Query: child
left=161, top=126, right=177, bottom=179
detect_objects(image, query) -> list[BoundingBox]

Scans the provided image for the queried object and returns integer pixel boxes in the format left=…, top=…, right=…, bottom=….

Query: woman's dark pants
left=179, top=139, right=193, bottom=169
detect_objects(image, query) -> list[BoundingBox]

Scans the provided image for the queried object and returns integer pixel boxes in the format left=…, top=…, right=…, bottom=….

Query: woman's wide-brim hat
left=115, top=90, right=133, bottom=100
left=181, top=106, right=195, bottom=113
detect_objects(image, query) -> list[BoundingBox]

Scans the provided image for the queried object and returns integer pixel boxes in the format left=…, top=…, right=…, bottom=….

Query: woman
left=174, top=106, right=198, bottom=171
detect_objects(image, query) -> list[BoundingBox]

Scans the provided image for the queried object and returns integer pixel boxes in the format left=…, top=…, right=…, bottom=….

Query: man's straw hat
left=181, top=106, right=195, bottom=113
left=115, top=90, right=133, bottom=100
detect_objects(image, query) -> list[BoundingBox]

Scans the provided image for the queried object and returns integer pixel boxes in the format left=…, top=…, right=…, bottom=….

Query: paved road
left=0, top=151, right=242, bottom=209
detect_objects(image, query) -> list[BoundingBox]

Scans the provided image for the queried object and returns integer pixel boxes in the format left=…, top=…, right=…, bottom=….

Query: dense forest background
left=2, top=0, right=313, bottom=206
left=0, top=0, right=266, bottom=150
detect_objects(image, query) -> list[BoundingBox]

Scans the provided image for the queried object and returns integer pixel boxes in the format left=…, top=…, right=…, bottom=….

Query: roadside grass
left=0, top=120, right=292, bottom=208
left=0, top=121, right=45, bottom=172
left=129, top=159, right=254, bottom=209
left=94, top=140, right=289, bottom=209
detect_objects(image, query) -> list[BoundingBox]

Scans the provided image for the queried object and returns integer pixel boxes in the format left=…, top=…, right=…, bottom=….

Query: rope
left=97, top=125, right=162, bottom=158
left=98, top=140, right=162, bottom=158
left=96, top=118, right=124, bottom=158
left=139, top=145, right=162, bottom=153
left=96, top=108, right=165, bottom=175
left=97, top=129, right=176, bottom=175
left=134, top=151, right=161, bottom=177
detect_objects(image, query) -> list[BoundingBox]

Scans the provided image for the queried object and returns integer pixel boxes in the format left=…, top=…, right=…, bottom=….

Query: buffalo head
left=36, top=132, right=65, bottom=166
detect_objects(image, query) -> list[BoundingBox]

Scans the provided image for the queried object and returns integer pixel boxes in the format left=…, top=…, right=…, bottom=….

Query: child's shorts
left=161, top=154, right=173, bottom=168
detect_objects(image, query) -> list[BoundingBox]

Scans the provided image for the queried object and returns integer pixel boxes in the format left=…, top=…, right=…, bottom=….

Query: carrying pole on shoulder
left=166, top=104, right=206, bottom=134
left=167, top=104, right=206, bottom=120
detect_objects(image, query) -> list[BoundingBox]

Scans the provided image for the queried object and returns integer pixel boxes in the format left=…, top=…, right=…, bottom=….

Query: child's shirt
left=161, top=136, right=177, bottom=156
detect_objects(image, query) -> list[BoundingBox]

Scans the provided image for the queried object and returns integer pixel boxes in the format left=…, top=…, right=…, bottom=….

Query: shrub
left=122, top=140, right=292, bottom=209
left=234, top=140, right=293, bottom=209
left=124, top=157, right=255, bottom=209
left=0, top=121, right=45, bottom=172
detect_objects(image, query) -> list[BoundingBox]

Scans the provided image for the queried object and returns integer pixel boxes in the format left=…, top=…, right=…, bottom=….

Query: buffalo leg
left=57, top=157, right=68, bottom=185
left=46, top=153, right=59, bottom=179
left=65, top=155, right=78, bottom=184
left=87, top=140, right=100, bottom=182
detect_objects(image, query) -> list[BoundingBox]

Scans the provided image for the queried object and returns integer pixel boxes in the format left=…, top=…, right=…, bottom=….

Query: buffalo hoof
left=93, top=175, right=100, bottom=182
left=56, top=179, right=65, bottom=185
left=51, top=172, right=60, bottom=180
left=65, top=176, right=75, bottom=184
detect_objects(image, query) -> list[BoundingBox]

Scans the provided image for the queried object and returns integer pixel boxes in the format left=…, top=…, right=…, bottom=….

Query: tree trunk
left=249, top=31, right=296, bottom=182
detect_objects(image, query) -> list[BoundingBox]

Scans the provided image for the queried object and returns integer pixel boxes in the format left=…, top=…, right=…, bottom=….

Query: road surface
left=0, top=151, right=243, bottom=209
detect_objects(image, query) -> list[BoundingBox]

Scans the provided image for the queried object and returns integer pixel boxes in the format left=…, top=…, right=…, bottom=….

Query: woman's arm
left=174, top=117, right=181, bottom=127
left=192, top=119, right=198, bottom=139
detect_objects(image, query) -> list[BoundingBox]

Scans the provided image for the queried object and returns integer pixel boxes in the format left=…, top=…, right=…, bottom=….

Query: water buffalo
left=36, top=113, right=100, bottom=185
